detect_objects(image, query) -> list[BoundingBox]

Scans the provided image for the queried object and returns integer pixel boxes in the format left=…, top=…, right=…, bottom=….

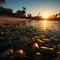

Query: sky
left=4, top=0, right=60, bottom=16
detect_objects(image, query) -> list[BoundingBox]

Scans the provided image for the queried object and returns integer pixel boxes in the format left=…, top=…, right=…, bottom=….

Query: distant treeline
left=0, top=7, right=26, bottom=18
left=0, top=7, right=60, bottom=20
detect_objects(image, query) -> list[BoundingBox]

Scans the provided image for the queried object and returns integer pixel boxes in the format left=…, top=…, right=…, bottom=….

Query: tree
left=27, top=14, right=32, bottom=18
left=0, top=7, right=7, bottom=15
left=0, top=7, right=13, bottom=16
left=16, top=7, right=26, bottom=18
left=59, top=12, right=60, bottom=17
left=22, top=7, right=26, bottom=11
left=16, top=10, right=22, bottom=17
left=0, top=0, right=5, bottom=7
left=55, top=14, right=58, bottom=18
left=52, top=15, right=56, bottom=18
left=22, top=7, right=26, bottom=17
left=5, top=8, right=13, bottom=16
left=21, top=10, right=26, bottom=17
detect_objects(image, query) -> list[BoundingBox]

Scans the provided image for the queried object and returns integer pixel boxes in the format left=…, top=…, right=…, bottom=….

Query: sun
left=43, top=14, right=49, bottom=19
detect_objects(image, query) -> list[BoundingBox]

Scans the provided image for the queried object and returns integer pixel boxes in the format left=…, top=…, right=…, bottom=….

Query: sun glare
left=44, top=20, right=47, bottom=29
left=43, top=14, right=49, bottom=19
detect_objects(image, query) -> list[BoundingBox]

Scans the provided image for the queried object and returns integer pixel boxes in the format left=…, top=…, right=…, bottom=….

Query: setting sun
left=43, top=14, right=49, bottom=19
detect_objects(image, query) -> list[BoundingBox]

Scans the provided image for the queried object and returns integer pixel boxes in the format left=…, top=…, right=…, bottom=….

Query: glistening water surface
left=27, top=20, right=60, bottom=39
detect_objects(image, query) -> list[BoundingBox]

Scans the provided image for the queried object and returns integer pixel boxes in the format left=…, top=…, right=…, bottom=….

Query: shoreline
left=0, top=16, right=60, bottom=22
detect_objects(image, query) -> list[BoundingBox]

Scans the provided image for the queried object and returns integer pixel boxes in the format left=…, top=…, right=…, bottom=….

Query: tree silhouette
left=22, top=7, right=26, bottom=17
left=0, top=0, right=5, bottom=7
left=55, top=14, right=58, bottom=18
left=0, top=7, right=5, bottom=15
left=0, top=7, right=13, bottom=16
left=21, top=10, right=26, bottom=17
left=16, top=10, right=22, bottom=17
left=22, top=7, right=26, bottom=11
left=59, top=12, right=60, bottom=17
left=27, top=14, right=32, bottom=18
left=16, top=7, right=26, bottom=18
left=5, top=8, right=13, bottom=16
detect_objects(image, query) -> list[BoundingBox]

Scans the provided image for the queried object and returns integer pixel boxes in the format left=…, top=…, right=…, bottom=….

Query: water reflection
left=43, top=20, right=47, bottom=31
left=28, top=20, right=60, bottom=32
